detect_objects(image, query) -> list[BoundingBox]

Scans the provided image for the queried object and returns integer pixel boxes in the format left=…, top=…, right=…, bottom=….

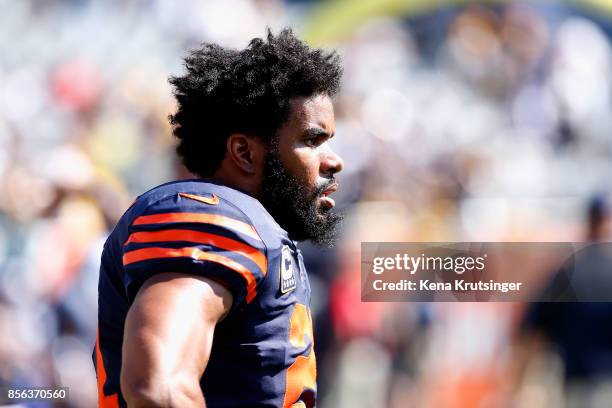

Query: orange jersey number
left=283, top=303, right=316, bottom=408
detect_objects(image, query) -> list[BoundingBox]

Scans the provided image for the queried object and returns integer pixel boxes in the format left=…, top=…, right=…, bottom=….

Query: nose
left=320, top=144, right=344, bottom=176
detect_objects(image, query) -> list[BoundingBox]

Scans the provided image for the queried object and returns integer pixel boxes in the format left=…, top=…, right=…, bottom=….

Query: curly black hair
left=169, top=28, right=342, bottom=177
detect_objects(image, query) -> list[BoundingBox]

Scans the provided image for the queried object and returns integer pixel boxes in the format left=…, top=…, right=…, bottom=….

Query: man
left=94, top=29, right=344, bottom=407
left=518, top=196, right=612, bottom=406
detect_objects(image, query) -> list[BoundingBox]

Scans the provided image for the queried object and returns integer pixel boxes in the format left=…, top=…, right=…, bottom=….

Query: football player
left=94, top=28, right=344, bottom=407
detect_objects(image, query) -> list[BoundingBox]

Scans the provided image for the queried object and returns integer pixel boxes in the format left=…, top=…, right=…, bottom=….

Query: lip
left=321, top=183, right=338, bottom=197
left=319, top=183, right=338, bottom=210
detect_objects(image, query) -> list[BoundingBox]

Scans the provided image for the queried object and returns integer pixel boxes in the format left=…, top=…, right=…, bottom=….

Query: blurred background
left=2, top=0, right=612, bottom=407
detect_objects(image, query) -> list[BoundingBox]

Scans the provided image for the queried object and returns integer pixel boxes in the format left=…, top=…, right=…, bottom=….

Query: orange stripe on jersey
left=123, top=247, right=259, bottom=302
left=95, top=329, right=119, bottom=408
left=124, top=229, right=267, bottom=274
left=132, top=212, right=261, bottom=242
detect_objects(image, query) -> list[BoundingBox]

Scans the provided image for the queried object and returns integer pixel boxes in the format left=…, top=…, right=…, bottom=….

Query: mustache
left=313, top=178, right=337, bottom=197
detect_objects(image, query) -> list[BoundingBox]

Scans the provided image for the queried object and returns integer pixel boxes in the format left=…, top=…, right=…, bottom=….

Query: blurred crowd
left=2, top=0, right=612, bottom=407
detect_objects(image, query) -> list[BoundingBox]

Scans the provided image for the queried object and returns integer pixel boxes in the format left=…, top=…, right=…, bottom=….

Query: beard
left=261, top=144, right=342, bottom=247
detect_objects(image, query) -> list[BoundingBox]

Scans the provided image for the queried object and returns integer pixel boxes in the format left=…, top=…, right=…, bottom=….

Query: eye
left=304, top=138, right=316, bottom=147
left=304, top=135, right=326, bottom=147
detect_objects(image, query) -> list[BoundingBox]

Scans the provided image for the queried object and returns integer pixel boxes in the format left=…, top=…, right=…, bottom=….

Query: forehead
left=286, top=94, right=335, bottom=130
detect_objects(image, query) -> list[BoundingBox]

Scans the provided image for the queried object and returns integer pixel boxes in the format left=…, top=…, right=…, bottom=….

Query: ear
left=226, top=133, right=266, bottom=174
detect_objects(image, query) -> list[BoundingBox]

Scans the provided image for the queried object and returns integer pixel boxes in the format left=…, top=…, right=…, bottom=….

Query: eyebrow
left=303, top=127, right=334, bottom=138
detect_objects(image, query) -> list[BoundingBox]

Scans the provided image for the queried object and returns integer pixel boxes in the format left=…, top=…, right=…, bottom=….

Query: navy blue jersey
left=94, top=180, right=316, bottom=407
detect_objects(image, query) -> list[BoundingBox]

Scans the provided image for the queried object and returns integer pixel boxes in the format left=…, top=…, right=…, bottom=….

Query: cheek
left=284, top=148, right=320, bottom=186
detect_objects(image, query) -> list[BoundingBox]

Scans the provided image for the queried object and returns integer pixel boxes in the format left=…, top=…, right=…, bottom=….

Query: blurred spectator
left=519, top=195, right=612, bottom=408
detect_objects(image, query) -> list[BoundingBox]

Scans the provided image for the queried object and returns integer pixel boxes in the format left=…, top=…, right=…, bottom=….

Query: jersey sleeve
left=121, top=193, right=268, bottom=312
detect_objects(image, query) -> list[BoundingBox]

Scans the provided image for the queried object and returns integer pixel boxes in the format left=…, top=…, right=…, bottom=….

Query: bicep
left=120, top=272, right=232, bottom=403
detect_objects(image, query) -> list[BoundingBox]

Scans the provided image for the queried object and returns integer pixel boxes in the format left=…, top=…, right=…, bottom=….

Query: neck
left=205, top=173, right=262, bottom=200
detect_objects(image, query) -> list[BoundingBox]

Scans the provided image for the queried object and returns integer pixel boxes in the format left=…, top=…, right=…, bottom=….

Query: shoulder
left=118, top=179, right=282, bottom=307
left=128, top=179, right=287, bottom=248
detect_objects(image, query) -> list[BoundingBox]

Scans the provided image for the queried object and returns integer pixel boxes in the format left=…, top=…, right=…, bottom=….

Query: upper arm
left=120, top=272, right=232, bottom=407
